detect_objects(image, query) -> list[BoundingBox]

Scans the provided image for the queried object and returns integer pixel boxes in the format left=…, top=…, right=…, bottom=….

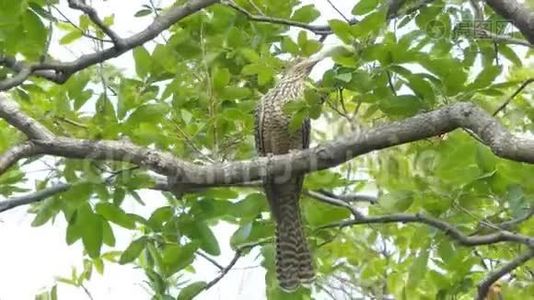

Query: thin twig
left=317, top=189, right=378, bottom=204
left=0, top=183, right=71, bottom=213
left=203, top=251, right=242, bottom=291
left=305, top=190, right=364, bottom=219
left=321, top=212, right=534, bottom=247
left=67, top=0, right=125, bottom=48
left=51, top=5, right=113, bottom=43
left=197, top=251, right=224, bottom=270
left=202, top=239, right=271, bottom=292
left=325, top=0, right=350, bottom=22
left=493, top=78, right=534, bottom=116
left=497, top=208, right=534, bottom=230
left=476, top=248, right=534, bottom=300
left=225, top=0, right=357, bottom=35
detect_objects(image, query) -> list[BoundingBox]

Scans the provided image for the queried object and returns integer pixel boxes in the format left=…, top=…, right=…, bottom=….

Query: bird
left=254, top=53, right=327, bottom=291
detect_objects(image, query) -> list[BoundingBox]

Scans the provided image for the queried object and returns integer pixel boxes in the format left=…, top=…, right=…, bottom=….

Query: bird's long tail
left=265, top=179, right=314, bottom=291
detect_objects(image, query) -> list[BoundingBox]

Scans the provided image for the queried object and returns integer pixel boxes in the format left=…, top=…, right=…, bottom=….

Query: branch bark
left=225, top=1, right=357, bottom=35
left=0, top=183, right=71, bottom=213
left=0, top=0, right=219, bottom=91
left=476, top=248, right=534, bottom=300
left=0, top=142, right=38, bottom=175
left=322, top=213, right=534, bottom=248
left=2, top=93, right=534, bottom=188
left=67, top=0, right=125, bottom=48
left=485, top=0, right=534, bottom=44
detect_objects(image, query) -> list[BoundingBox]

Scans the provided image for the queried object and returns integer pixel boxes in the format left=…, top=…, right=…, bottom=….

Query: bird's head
left=281, top=46, right=350, bottom=81
left=282, top=54, right=326, bottom=81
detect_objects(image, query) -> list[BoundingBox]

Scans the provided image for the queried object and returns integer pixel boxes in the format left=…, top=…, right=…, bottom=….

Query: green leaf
left=380, top=94, right=424, bottom=117
left=77, top=205, right=103, bottom=258
left=303, top=197, right=351, bottom=226
left=328, top=19, right=353, bottom=44
left=161, top=243, right=197, bottom=276
left=147, top=206, right=174, bottom=231
left=351, top=11, right=386, bottom=38
left=380, top=190, right=414, bottom=212
left=407, top=248, right=429, bottom=288
left=177, top=281, right=207, bottom=300
left=133, top=46, right=151, bottom=78
left=240, top=48, right=260, bottom=62
left=193, top=221, right=220, bottom=255
left=119, top=237, right=146, bottom=264
left=469, top=65, right=502, bottom=90
left=281, top=36, right=299, bottom=54
left=134, top=9, right=152, bottom=17
left=126, top=103, right=169, bottom=125
left=60, top=30, right=83, bottom=45
left=95, top=202, right=136, bottom=229
left=230, top=222, right=253, bottom=248
left=335, top=72, right=352, bottom=83
left=352, top=0, right=379, bottom=15
left=212, top=67, right=231, bottom=92
left=498, top=44, right=522, bottom=66
left=291, top=5, right=320, bottom=23
left=101, top=219, right=116, bottom=247
left=404, top=74, right=435, bottom=101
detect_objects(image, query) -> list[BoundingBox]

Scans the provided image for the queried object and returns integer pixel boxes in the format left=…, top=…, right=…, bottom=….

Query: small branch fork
left=476, top=248, right=534, bottom=300
left=0, top=0, right=220, bottom=91
left=67, top=0, right=125, bottom=48
left=200, top=239, right=272, bottom=293
left=224, top=0, right=358, bottom=35
left=321, top=213, right=534, bottom=248
left=0, top=0, right=356, bottom=91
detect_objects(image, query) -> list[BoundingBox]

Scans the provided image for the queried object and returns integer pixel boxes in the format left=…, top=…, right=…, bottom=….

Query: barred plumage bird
left=254, top=54, right=325, bottom=291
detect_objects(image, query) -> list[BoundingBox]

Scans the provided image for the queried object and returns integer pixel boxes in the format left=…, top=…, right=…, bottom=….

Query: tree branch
left=196, top=251, right=224, bottom=270
left=225, top=1, right=357, bottom=35
left=0, top=0, right=219, bottom=91
left=203, top=250, right=242, bottom=291
left=2, top=94, right=534, bottom=192
left=0, top=142, right=38, bottom=175
left=305, top=190, right=364, bottom=218
left=476, top=248, right=534, bottom=300
left=485, top=0, right=534, bottom=45
left=0, top=96, right=54, bottom=140
left=317, top=190, right=377, bottom=204
left=322, top=213, right=534, bottom=248
left=67, top=0, right=125, bottom=48
left=493, top=78, right=534, bottom=115
left=0, top=183, right=71, bottom=213
left=201, top=239, right=271, bottom=293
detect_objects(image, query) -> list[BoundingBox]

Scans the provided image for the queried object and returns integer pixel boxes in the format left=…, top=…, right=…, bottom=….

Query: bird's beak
left=303, top=53, right=328, bottom=71
left=305, top=45, right=349, bottom=69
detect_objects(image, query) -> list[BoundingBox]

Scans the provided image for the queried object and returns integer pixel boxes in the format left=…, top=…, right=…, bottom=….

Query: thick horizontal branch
left=0, top=143, right=38, bottom=175
left=0, top=97, right=54, bottom=140
left=0, top=183, right=71, bottom=213
left=323, top=213, right=534, bottom=248
left=2, top=94, right=534, bottom=188
left=476, top=248, right=534, bottom=300
left=0, top=0, right=219, bottom=91
left=485, top=0, right=534, bottom=45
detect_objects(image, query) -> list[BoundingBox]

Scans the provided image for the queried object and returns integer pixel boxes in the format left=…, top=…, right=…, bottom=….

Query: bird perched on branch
left=254, top=53, right=327, bottom=291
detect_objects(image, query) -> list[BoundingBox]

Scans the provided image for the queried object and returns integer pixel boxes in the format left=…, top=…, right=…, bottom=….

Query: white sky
left=0, top=1, right=353, bottom=299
